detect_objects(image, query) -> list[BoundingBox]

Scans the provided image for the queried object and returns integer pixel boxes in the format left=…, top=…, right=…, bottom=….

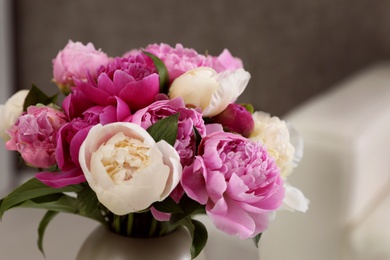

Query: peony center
left=96, top=132, right=150, bottom=184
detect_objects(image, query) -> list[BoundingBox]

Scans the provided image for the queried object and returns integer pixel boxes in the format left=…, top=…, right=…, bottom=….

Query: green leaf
left=252, top=232, right=263, bottom=248
left=240, top=103, right=255, bottom=114
left=193, top=127, right=202, bottom=153
left=147, top=113, right=179, bottom=146
left=76, top=186, right=99, bottom=215
left=0, top=178, right=83, bottom=218
left=18, top=194, right=77, bottom=213
left=143, top=51, right=170, bottom=94
left=23, top=84, right=58, bottom=111
left=170, top=194, right=201, bottom=224
left=179, top=217, right=208, bottom=259
left=152, top=196, right=183, bottom=214
left=37, top=211, right=59, bottom=256
left=190, top=219, right=208, bottom=259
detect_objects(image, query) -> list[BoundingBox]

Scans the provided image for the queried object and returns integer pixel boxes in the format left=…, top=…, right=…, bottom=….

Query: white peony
left=0, top=89, right=29, bottom=141
left=168, top=67, right=250, bottom=117
left=79, top=122, right=182, bottom=215
left=282, top=182, right=309, bottom=212
left=249, top=111, right=296, bottom=178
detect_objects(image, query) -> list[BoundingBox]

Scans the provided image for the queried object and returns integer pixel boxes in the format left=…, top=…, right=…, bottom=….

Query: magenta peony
left=52, top=40, right=111, bottom=95
left=74, top=53, right=159, bottom=113
left=6, top=106, right=68, bottom=168
left=181, top=132, right=285, bottom=239
left=211, top=103, right=254, bottom=137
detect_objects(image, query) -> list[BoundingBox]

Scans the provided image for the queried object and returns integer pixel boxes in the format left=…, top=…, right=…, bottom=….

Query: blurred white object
left=0, top=0, right=13, bottom=195
left=260, top=63, right=390, bottom=260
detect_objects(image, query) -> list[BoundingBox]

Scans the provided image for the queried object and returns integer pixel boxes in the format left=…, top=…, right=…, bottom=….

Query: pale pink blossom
left=6, top=106, right=68, bottom=168
left=53, top=40, right=111, bottom=94
left=182, top=132, right=284, bottom=239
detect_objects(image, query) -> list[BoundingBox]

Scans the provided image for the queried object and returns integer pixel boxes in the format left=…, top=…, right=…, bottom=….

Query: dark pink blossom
left=75, top=53, right=159, bottom=113
left=211, top=103, right=254, bottom=137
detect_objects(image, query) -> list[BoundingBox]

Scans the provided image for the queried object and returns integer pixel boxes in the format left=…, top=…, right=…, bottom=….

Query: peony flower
left=0, top=89, right=29, bottom=141
left=144, top=43, right=210, bottom=82
left=168, top=67, right=250, bottom=117
left=181, top=132, right=284, bottom=239
left=75, top=53, right=159, bottom=113
left=208, top=49, right=243, bottom=73
left=249, top=111, right=295, bottom=178
left=6, top=106, right=68, bottom=168
left=131, top=98, right=206, bottom=166
left=53, top=40, right=111, bottom=95
left=211, top=103, right=254, bottom=137
left=78, top=122, right=182, bottom=215
left=144, top=43, right=243, bottom=82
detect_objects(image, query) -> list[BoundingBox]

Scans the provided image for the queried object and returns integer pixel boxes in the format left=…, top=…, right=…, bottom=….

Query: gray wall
left=0, top=0, right=13, bottom=194
left=12, top=0, right=390, bottom=116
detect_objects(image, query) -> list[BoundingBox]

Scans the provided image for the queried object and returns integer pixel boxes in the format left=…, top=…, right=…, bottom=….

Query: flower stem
left=113, top=215, right=121, bottom=234
left=148, top=217, right=158, bottom=237
left=126, top=214, right=133, bottom=236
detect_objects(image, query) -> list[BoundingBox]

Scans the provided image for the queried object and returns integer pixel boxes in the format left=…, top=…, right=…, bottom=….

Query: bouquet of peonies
left=0, top=41, right=308, bottom=258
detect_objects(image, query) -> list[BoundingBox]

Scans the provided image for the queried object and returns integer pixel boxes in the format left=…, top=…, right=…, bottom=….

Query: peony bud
left=211, top=103, right=254, bottom=137
left=169, top=67, right=250, bottom=117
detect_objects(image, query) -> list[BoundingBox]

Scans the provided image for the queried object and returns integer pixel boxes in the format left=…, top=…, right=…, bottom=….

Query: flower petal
left=156, top=140, right=182, bottom=198
left=35, top=168, right=86, bottom=188
left=203, top=68, right=250, bottom=117
left=281, top=182, right=309, bottom=212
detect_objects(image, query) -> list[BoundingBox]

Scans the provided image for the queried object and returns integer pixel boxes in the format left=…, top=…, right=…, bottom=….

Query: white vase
left=76, top=225, right=206, bottom=260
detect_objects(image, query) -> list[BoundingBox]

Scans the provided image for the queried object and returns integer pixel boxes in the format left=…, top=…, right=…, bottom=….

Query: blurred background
left=1, top=0, right=390, bottom=259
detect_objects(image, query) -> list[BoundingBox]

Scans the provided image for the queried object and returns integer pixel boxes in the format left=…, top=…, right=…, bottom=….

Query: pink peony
left=209, top=49, right=243, bottom=72
left=145, top=43, right=243, bottom=82
left=131, top=98, right=206, bottom=167
left=181, top=132, right=285, bottom=239
left=145, top=43, right=210, bottom=82
left=211, top=103, right=254, bottom=137
left=75, top=53, right=159, bottom=113
left=52, top=40, right=111, bottom=95
left=6, top=106, right=68, bottom=168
